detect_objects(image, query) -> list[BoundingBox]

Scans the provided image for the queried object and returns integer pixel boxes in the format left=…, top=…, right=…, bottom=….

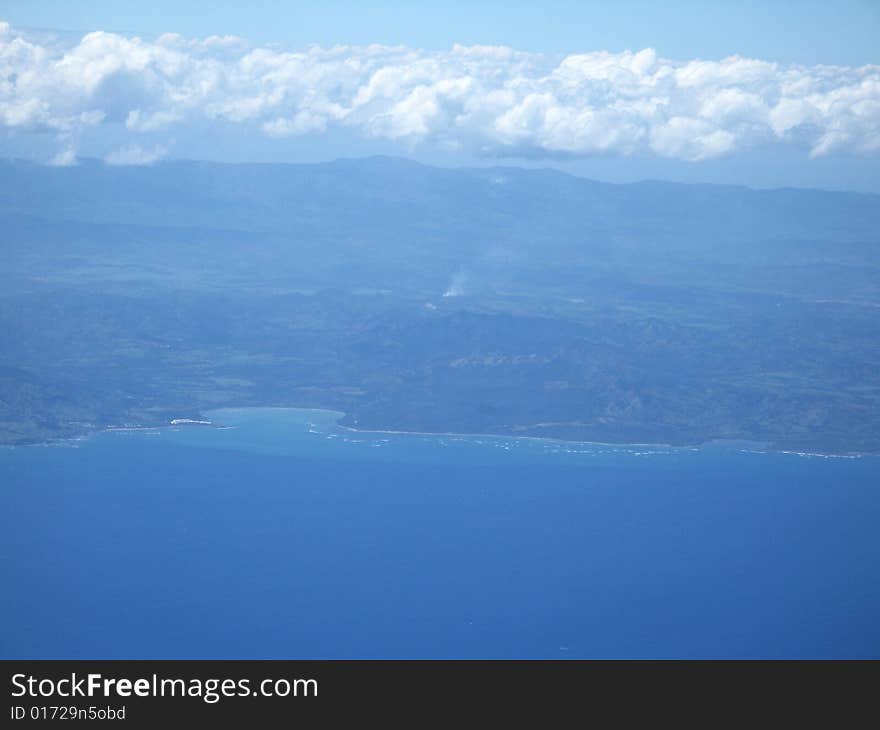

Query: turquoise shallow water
left=2, top=408, right=879, bottom=658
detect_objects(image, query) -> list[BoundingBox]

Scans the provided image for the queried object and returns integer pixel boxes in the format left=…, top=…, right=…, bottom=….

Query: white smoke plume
left=443, top=271, right=468, bottom=298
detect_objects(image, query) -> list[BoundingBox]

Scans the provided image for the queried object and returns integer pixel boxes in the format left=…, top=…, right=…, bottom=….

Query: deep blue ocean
left=2, top=408, right=878, bottom=659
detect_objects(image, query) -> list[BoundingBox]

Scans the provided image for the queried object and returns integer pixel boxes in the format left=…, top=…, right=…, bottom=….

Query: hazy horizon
left=4, top=152, right=880, bottom=197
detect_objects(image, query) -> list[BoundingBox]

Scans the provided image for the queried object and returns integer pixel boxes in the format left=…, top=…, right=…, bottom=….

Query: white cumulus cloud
left=0, top=22, right=878, bottom=163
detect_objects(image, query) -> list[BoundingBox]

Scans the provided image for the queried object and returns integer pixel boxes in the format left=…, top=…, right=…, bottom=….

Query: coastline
left=335, top=422, right=864, bottom=460
left=2, top=405, right=872, bottom=459
left=208, top=406, right=871, bottom=459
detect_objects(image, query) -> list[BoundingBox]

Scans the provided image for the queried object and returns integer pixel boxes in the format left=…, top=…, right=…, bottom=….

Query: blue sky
left=4, top=0, right=879, bottom=65
left=1, top=1, right=879, bottom=191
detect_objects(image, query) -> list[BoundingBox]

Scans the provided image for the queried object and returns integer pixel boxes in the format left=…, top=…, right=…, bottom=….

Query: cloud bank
left=1, top=21, right=878, bottom=164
